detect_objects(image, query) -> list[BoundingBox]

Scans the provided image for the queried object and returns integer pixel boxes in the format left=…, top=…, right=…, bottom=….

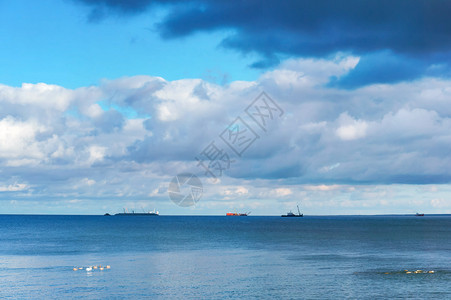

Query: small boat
left=415, top=213, right=424, bottom=217
left=282, top=205, right=303, bottom=217
left=226, top=212, right=250, bottom=216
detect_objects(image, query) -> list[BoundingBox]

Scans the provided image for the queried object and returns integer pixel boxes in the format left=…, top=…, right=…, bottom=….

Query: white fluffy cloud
left=0, top=83, right=72, bottom=111
left=336, top=113, right=368, bottom=141
left=0, top=182, right=28, bottom=192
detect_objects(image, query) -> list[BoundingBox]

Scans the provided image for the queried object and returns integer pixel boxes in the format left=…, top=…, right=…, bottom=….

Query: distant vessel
left=282, top=205, right=303, bottom=217
left=115, top=208, right=159, bottom=216
left=415, top=213, right=425, bottom=217
left=226, top=212, right=250, bottom=216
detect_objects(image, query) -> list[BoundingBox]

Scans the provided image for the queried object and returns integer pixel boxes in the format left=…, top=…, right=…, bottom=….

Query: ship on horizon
left=281, top=205, right=303, bottom=217
left=115, top=208, right=159, bottom=216
left=226, top=212, right=250, bottom=216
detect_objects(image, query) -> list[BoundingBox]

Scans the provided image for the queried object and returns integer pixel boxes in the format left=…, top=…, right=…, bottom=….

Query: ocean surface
left=0, top=215, right=450, bottom=299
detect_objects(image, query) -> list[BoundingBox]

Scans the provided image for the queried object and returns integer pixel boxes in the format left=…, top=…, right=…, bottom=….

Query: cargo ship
left=226, top=212, right=250, bottom=216
left=115, top=208, right=159, bottom=216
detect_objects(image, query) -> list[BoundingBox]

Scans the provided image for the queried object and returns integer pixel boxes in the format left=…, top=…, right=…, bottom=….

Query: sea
left=0, top=215, right=450, bottom=299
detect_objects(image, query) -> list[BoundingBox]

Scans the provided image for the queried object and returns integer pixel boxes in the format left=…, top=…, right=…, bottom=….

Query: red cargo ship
left=226, top=212, right=250, bottom=216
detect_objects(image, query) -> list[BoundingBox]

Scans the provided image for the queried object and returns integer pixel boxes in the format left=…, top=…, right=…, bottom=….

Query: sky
left=1, top=0, right=451, bottom=215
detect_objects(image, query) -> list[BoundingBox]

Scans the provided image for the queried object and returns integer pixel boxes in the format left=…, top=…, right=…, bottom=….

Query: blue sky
left=0, top=0, right=259, bottom=88
left=1, top=0, right=451, bottom=215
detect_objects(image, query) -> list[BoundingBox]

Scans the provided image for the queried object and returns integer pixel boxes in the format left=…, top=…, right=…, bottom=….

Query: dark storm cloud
left=328, top=51, right=427, bottom=88
left=157, top=0, right=451, bottom=55
left=74, top=0, right=451, bottom=86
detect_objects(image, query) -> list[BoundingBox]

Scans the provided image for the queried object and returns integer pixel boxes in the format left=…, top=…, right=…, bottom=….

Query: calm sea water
left=0, top=215, right=450, bottom=299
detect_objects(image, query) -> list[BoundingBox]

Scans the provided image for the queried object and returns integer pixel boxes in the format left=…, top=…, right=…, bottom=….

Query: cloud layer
left=1, top=56, right=451, bottom=213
